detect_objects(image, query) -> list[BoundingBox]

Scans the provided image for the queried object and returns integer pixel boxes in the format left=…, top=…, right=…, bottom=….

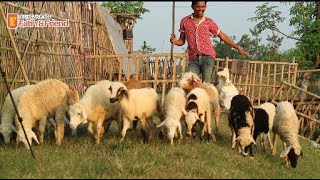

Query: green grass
left=0, top=114, right=319, bottom=178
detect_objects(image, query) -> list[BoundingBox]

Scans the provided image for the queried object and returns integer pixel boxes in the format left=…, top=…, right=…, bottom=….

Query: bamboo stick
left=258, top=64, right=263, bottom=105
left=161, top=56, right=168, bottom=104
left=0, top=2, right=29, bottom=85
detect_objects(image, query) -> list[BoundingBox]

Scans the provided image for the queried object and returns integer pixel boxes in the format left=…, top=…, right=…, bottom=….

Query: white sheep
left=272, top=101, right=303, bottom=168
left=156, top=87, right=186, bottom=145
left=15, top=79, right=79, bottom=149
left=178, top=72, right=221, bottom=132
left=253, top=102, right=276, bottom=151
left=229, top=95, right=256, bottom=157
left=68, top=80, right=121, bottom=144
left=0, top=85, right=34, bottom=144
left=109, top=81, right=162, bottom=144
left=182, top=87, right=215, bottom=142
left=216, top=68, right=239, bottom=110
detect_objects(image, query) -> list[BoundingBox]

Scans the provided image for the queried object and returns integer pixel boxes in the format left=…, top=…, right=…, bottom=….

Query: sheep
left=68, top=80, right=121, bottom=144
left=178, top=72, right=221, bottom=132
left=156, top=87, right=186, bottom=145
left=0, top=85, right=34, bottom=144
left=216, top=68, right=239, bottom=110
left=109, top=81, right=162, bottom=144
left=253, top=102, right=276, bottom=151
left=15, top=79, right=79, bottom=149
left=272, top=101, right=303, bottom=168
left=228, top=95, right=255, bottom=157
left=182, top=87, right=215, bottom=142
left=124, top=79, right=149, bottom=130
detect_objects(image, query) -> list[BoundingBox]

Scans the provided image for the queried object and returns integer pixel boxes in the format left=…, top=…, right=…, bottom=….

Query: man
left=170, top=1, right=249, bottom=83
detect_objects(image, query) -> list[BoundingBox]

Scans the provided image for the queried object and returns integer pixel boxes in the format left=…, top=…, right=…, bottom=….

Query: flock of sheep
left=0, top=68, right=303, bottom=168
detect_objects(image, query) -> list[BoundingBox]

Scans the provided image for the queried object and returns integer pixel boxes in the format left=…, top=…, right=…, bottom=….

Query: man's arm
left=218, top=31, right=249, bottom=58
left=170, top=32, right=186, bottom=46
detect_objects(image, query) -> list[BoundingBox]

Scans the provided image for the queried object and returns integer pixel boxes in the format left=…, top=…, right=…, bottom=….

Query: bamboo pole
left=0, top=2, right=29, bottom=85
left=258, top=64, right=263, bottom=106
left=170, top=1, right=175, bottom=64
left=161, top=56, right=169, bottom=104
left=154, top=57, right=159, bottom=90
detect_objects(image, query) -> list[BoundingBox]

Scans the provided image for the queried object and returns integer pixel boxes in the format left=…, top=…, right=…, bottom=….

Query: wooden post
left=0, top=2, right=30, bottom=85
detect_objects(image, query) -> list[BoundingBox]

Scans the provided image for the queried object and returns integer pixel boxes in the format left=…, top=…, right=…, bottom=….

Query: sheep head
left=68, top=103, right=87, bottom=130
left=182, top=102, right=200, bottom=137
left=280, top=145, right=303, bottom=168
left=217, top=68, right=231, bottom=87
left=178, top=72, right=201, bottom=90
left=109, top=82, right=128, bottom=103
left=234, top=128, right=256, bottom=156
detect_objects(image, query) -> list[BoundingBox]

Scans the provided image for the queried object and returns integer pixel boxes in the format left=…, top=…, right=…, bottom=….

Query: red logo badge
left=7, top=13, right=18, bottom=29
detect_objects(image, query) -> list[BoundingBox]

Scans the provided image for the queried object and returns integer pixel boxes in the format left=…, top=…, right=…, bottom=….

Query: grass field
left=0, top=113, right=319, bottom=179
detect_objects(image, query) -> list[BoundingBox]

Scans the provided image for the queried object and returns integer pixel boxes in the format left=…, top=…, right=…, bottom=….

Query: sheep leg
left=267, top=132, right=273, bottom=150
left=206, top=111, right=216, bottom=142
left=95, top=118, right=105, bottom=144
left=120, top=117, right=130, bottom=143
left=230, top=125, right=236, bottom=149
left=213, top=105, right=221, bottom=133
left=177, top=122, right=183, bottom=141
left=38, top=116, right=47, bottom=144
left=87, top=121, right=94, bottom=136
left=55, top=119, right=65, bottom=146
left=140, top=117, right=149, bottom=144
left=272, top=133, right=278, bottom=156
left=104, top=120, right=112, bottom=134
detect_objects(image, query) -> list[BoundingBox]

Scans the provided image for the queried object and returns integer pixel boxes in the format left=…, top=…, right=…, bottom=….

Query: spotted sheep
left=272, top=101, right=303, bottom=168
left=178, top=72, right=221, bottom=132
left=182, top=87, right=216, bottom=142
left=229, top=95, right=256, bottom=157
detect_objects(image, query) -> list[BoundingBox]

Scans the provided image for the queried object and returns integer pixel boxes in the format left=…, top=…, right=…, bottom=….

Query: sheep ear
left=181, top=106, right=188, bottom=116
left=192, top=74, right=201, bottom=83
left=280, top=146, right=292, bottom=158
left=31, top=131, right=40, bottom=145
left=10, top=124, right=17, bottom=133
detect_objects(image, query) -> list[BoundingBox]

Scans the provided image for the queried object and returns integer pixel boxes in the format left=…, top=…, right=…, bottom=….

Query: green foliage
left=248, top=3, right=285, bottom=33
left=248, top=2, right=320, bottom=69
left=138, top=41, right=156, bottom=53
left=102, top=1, right=149, bottom=19
left=213, top=41, right=238, bottom=59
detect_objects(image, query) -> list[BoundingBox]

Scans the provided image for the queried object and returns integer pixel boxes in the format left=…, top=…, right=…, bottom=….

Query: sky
left=133, top=1, right=298, bottom=54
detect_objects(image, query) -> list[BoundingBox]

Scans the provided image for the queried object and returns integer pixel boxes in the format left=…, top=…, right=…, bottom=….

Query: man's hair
left=191, top=1, right=207, bottom=7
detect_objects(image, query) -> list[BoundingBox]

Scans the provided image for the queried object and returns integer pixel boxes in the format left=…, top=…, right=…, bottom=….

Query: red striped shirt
left=179, top=14, right=220, bottom=60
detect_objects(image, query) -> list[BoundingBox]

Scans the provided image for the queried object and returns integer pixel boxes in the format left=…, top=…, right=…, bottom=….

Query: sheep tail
left=68, top=85, right=79, bottom=105
left=156, top=120, right=166, bottom=128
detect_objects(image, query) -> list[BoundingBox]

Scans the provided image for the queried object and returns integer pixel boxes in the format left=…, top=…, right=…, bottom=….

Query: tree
left=213, top=35, right=239, bottom=59
left=248, top=2, right=320, bottom=69
left=138, top=41, right=156, bottom=54
left=102, top=2, right=149, bottom=24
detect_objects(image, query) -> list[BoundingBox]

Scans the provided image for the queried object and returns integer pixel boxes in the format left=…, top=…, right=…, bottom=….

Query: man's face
left=192, top=2, right=206, bottom=17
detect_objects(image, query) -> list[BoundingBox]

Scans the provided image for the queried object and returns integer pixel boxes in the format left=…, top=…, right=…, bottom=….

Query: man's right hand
left=170, top=34, right=177, bottom=44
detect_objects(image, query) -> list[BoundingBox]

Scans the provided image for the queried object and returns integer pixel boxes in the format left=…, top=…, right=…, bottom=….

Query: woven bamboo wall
left=0, top=1, right=118, bottom=107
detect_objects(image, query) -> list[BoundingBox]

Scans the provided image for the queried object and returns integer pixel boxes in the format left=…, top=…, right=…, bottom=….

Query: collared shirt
left=179, top=14, right=220, bottom=60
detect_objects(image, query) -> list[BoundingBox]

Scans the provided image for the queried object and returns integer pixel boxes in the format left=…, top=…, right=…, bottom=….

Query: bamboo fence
left=0, top=2, right=318, bottom=141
